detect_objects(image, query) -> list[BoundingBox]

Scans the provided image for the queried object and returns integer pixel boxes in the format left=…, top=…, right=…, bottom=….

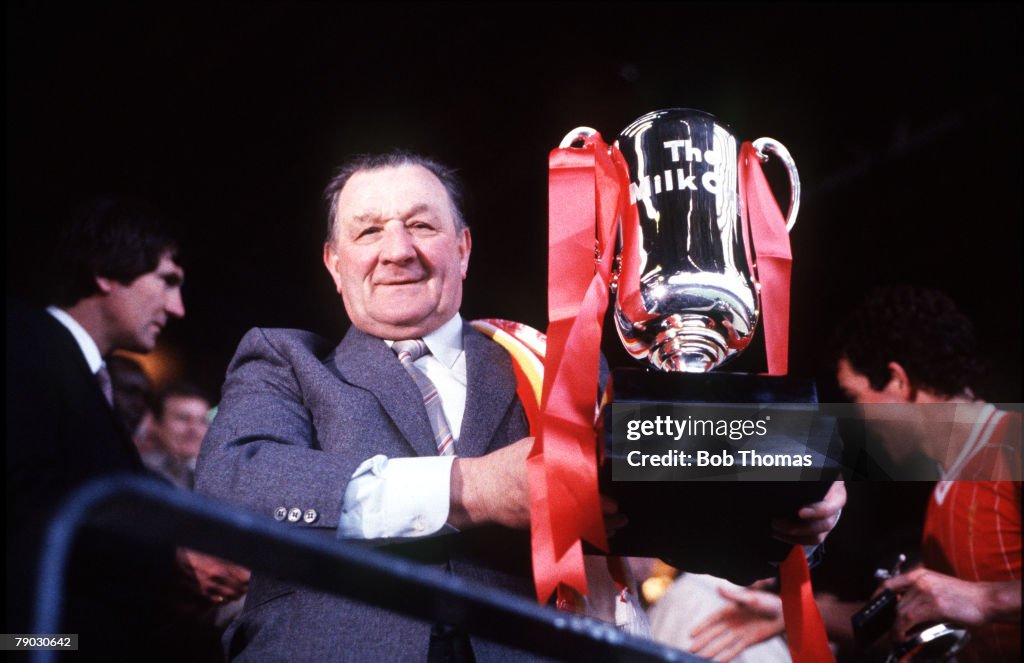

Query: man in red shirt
left=835, top=284, right=1021, bottom=661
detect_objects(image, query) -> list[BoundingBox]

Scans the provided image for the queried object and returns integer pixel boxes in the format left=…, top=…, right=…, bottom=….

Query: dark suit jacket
left=195, top=324, right=541, bottom=662
left=4, top=301, right=216, bottom=661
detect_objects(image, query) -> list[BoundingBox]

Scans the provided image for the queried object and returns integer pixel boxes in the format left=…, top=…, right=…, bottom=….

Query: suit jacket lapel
left=331, top=326, right=438, bottom=458
left=459, top=324, right=518, bottom=458
left=45, top=313, right=144, bottom=468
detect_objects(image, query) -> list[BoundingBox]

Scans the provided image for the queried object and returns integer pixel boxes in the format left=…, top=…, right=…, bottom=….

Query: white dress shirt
left=47, top=306, right=104, bottom=374
left=337, top=313, right=466, bottom=539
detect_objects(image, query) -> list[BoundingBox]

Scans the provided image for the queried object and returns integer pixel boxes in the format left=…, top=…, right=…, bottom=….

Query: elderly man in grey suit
left=196, top=151, right=544, bottom=662
left=196, top=150, right=845, bottom=662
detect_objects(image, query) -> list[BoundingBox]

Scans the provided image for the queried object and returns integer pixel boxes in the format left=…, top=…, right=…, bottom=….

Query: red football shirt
left=922, top=407, right=1022, bottom=662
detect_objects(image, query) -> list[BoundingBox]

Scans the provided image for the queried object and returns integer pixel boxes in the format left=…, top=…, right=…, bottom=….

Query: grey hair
left=322, top=150, right=467, bottom=242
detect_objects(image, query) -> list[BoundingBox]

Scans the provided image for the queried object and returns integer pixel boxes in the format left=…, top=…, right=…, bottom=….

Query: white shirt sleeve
left=337, top=454, right=456, bottom=539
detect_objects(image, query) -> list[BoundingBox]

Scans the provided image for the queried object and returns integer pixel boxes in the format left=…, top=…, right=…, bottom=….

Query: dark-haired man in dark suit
left=5, top=196, right=238, bottom=660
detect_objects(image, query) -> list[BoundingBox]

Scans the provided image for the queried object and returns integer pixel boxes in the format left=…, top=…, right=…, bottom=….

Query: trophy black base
left=596, top=369, right=841, bottom=585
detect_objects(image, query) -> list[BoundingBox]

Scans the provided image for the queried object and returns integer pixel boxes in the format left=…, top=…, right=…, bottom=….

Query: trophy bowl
left=611, top=108, right=800, bottom=372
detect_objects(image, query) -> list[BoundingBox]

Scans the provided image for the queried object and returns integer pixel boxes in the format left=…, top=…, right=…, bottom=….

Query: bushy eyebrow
left=160, top=269, right=184, bottom=287
left=351, top=203, right=433, bottom=226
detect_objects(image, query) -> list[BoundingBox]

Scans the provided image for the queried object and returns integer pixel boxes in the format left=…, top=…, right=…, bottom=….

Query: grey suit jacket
left=195, top=323, right=540, bottom=662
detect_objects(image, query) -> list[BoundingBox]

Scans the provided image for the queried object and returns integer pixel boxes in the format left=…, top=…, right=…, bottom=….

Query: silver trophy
left=580, top=112, right=839, bottom=574
left=564, top=108, right=800, bottom=372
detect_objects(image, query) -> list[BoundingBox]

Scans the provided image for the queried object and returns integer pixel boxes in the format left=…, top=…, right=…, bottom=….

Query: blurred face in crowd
left=836, top=357, right=921, bottom=463
left=108, top=359, right=153, bottom=436
left=99, top=251, right=185, bottom=352
left=153, top=395, right=210, bottom=461
left=323, top=164, right=471, bottom=340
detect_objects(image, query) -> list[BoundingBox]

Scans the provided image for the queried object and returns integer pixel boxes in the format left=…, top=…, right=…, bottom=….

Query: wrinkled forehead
left=335, top=164, right=455, bottom=227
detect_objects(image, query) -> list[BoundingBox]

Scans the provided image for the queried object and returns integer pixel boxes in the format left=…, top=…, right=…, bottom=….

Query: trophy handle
left=559, top=126, right=598, bottom=148
left=752, top=137, right=801, bottom=232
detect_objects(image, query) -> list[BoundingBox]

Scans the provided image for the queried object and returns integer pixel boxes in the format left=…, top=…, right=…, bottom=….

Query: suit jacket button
left=274, top=507, right=288, bottom=521
left=303, top=509, right=318, bottom=524
left=287, top=508, right=302, bottom=522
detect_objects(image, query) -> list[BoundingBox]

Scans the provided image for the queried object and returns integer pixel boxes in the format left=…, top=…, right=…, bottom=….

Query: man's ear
left=885, top=361, right=916, bottom=402
left=458, top=227, right=471, bottom=279
left=323, top=242, right=344, bottom=293
left=94, top=275, right=115, bottom=294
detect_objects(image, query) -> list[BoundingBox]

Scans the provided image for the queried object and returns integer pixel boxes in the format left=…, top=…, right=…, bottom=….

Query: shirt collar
left=47, top=305, right=105, bottom=374
left=421, top=313, right=464, bottom=369
left=383, top=313, right=464, bottom=368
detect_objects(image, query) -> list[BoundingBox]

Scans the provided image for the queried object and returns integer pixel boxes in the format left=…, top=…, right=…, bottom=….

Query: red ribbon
left=780, top=546, right=835, bottom=662
left=739, top=141, right=792, bottom=376
left=530, top=133, right=628, bottom=603
left=741, top=142, right=833, bottom=662
left=609, top=151, right=654, bottom=328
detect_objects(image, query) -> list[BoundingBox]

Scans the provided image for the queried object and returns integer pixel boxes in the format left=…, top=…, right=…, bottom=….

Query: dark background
left=7, top=2, right=1021, bottom=402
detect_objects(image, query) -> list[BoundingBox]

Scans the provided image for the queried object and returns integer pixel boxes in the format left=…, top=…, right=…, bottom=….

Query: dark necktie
left=391, top=339, right=455, bottom=456
left=95, top=364, right=114, bottom=407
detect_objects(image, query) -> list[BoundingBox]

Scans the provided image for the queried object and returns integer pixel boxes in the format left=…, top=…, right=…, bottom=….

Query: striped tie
left=392, top=339, right=455, bottom=456
left=96, top=364, right=114, bottom=407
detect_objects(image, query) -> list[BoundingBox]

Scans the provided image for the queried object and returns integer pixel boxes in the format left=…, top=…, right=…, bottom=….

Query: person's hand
left=883, top=568, right=991, bottom=639
left=177, top=548, right=250, bottom=605
left=689, top=584, right=785, bottom=661
left=772, top=479, right=846, bottom=546
left=449, top=437, right=532, bottom=529
left=448, top=437, right=628, bottom=534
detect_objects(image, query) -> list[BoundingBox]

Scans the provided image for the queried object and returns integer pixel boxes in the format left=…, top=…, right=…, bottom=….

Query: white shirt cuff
left=337, top=454, right=455, bottom=539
